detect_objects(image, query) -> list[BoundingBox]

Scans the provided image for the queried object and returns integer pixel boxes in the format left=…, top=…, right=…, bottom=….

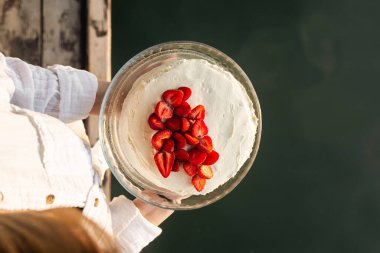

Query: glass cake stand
left=99, top=41, right=262, bottom=210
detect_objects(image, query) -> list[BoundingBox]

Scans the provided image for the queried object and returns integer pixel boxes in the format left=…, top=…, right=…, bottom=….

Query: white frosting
left=119, top=59, right=258, bottom=197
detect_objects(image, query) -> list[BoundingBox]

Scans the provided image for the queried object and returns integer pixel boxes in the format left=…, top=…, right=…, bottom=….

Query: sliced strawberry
left=198, top=165, right=213, bottom=179
left=184, top=133, right=199, bottom=145
left=173, top=132, right=186, bottom=149
left=162, top=139, right=175, bottom=152
left=179, top=87, right=192, bottom=101
left=188, top=149, right=207, bottom=165
left=151, top=130, right=172, bottom=150
left=189, top=105, right=205, bottom=120
left=165, top=117, right=181, bottom=131
left=183, top=162, right=197, bottom=176
left=174, top=102, right=191, bottom=117
left=181, top=118, right=191, bottom=132
left=162, top=90, right=184, bottom=107
left=155, top=101, right=173, bottom=120
left=196, top=136, right=213, bottom=153
left=203, top=150, right=219, bottom=165
left=154, top=151, right=174, bottom=178
left=164, top=152, right=174, bottom=176
left=154, top=152, right=166, bottom=177
left=148, top=113, right=165, bottom=130
left=190, top=120, right=208, bottom=138
left=192, top=175, right=206, bottom=192
left=174, top=149, right=189, bottom=161
left=172, top=160, right=180, bottom=172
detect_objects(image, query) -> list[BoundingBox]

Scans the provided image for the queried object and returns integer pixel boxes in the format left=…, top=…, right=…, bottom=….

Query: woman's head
left=0, top=208, right=119, bottom=253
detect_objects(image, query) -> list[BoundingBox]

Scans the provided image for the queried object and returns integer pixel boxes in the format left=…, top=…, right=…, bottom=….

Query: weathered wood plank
left=87, top=0, right=111, bottom=145
left=0, top=0, right=41, bottom=65
left=88, top=0, right=111, bottom=81
left=42, top=0, right=83, bottom=68
left=87, top=0, right=112, bottom=199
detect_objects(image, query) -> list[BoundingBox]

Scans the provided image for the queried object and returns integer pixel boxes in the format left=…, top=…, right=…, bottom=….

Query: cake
left=119, top=59, right=258, bottom=198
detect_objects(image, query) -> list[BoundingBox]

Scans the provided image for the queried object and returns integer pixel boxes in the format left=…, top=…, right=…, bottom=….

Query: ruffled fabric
left=110, top=196, right=162, bottom=253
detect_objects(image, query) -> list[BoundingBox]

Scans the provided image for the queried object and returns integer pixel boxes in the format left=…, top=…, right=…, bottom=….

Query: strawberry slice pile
left=148, top=86, right=219, bottom=192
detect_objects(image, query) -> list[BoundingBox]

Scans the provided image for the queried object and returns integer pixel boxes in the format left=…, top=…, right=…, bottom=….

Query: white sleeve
left=0, top=54, right=15, bottom=109
left=0, top=52, right=97, bottom=123
left=109, top=196, right=162, bottom=253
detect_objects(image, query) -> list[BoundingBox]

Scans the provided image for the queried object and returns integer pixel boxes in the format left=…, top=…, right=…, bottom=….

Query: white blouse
left=0, top=53, right=161, bottom=253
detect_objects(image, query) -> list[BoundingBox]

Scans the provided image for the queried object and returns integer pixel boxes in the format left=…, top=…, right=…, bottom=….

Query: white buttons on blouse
left=94, top=197, right=99, bottom=207
left=46, top=194, right=55, bottom=204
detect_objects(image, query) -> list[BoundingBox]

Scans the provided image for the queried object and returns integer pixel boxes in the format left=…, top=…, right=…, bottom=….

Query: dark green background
left=111, top=0, right=380, bottom=252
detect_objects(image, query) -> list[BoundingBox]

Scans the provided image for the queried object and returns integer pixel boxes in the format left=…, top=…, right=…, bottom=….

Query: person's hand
left=90, top=81, right=110, bottom=115
left=133, top=199, right=174, bottom=226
